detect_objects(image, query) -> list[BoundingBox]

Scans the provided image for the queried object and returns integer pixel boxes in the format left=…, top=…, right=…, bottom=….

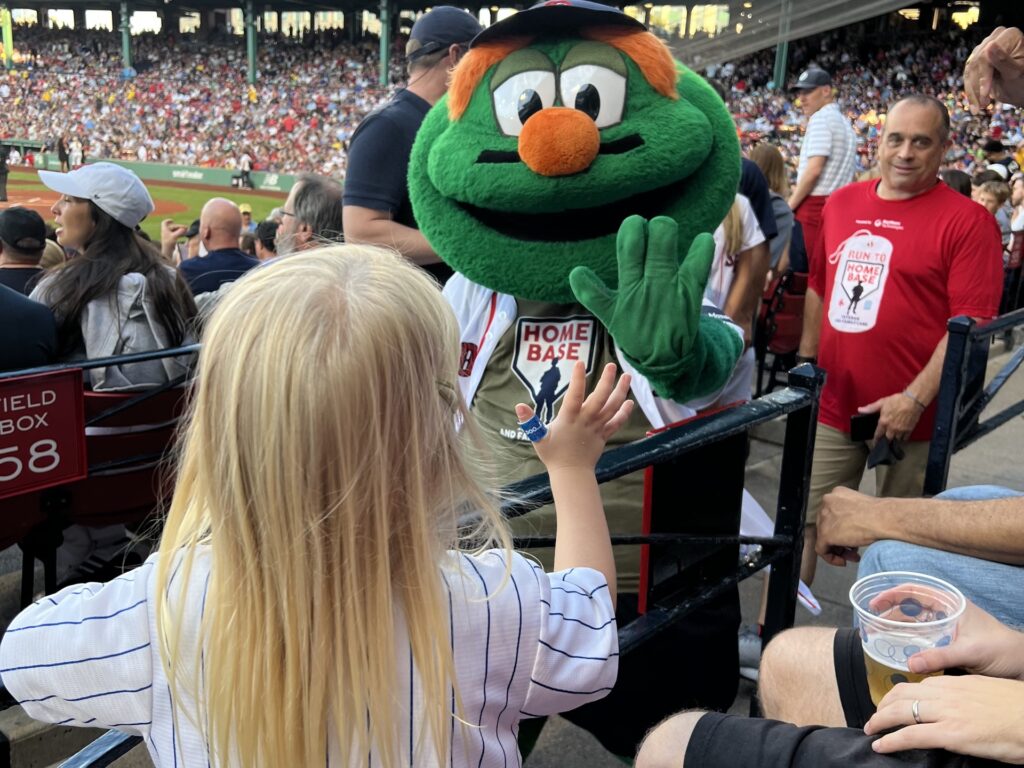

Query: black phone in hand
left=850, top=412, right=880, bottom=442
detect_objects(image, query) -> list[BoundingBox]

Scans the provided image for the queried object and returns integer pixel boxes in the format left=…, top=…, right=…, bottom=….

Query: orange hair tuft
left=448, top=37, right=534, bottom=120
left=582, top=27, right=678, bottom=100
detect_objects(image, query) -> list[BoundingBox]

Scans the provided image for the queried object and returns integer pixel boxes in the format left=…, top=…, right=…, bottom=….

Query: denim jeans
left=858, top=485, right=1024, bottom=629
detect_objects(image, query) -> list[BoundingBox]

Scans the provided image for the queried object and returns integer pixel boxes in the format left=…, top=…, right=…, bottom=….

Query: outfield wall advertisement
left=30, top=154, right=297, bottom=193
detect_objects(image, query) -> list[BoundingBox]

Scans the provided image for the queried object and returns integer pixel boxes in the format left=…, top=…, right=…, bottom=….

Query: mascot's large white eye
left=492, top=70, right=557, bottom=137
left=560, top=65, right=626, bottom=128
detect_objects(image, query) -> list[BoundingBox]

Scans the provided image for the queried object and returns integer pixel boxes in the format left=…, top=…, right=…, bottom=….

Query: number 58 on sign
left=0, top=370, right=88, bottom=501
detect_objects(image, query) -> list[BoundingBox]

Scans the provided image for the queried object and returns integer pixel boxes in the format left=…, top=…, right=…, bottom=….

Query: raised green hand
left=569, top=215, right=742, bottom=402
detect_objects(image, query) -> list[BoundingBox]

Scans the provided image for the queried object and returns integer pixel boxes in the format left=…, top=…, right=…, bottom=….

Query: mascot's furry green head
left=408, top=0, right=740, bottom=305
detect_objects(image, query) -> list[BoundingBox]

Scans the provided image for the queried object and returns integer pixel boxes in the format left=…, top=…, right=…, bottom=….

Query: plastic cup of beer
left=849, top=571, right=966, bottom=706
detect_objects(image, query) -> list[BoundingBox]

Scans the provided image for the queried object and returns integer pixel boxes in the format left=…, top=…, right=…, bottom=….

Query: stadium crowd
left=1, top=23, right=402, bottom=174
left=1, top=22, right=1022, bottom=179
left=712, top=27, right=1024, bottom=176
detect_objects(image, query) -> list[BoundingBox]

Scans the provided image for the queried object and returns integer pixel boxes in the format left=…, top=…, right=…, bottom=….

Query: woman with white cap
left=31, top=162, right=196, bottom=392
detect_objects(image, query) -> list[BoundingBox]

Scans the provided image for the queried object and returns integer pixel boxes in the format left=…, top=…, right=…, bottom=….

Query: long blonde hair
left=722, top=197, right=744, bottom=257
left=155, top=246, right=511, bottom=767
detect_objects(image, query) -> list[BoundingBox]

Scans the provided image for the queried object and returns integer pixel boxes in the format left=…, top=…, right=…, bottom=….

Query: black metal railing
left=51, top=364, right=825, bottom=767
left=925, top=310, right=1024, bottom=495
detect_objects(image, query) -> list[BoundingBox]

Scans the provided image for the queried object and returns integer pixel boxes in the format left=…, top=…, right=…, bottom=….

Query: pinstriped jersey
left=0, top=549, right=617, bottom=767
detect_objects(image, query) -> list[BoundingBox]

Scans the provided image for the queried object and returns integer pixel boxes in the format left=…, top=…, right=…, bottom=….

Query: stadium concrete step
left=0, top=704, right=102, bottom=768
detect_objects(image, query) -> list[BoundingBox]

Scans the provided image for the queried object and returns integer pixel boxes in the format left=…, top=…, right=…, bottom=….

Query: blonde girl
left=0, top=246, right=631, bottom=768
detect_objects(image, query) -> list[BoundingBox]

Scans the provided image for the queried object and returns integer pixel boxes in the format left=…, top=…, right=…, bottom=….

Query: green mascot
left=409, top=0, right=745, bottom=757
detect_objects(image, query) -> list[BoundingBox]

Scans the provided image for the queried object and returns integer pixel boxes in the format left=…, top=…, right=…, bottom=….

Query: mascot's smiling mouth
left=476, top=134, right=646, bottom=164
left=456, top=175, right=687, bottom=242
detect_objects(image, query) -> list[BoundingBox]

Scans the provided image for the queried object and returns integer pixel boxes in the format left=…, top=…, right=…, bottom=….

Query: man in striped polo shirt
left=787, top=67, right=857, bottom=270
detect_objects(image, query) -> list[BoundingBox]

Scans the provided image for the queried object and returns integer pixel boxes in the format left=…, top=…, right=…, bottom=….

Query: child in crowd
left=976, top=179, right=1013, bottom=256
left=0, top=246, right=631, bottom=767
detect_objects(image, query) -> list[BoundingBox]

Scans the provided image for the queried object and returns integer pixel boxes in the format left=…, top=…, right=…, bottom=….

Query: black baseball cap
left=407, top=7, right=483, bottom=61
left=184, top=219, right=201, bottom=239
left=790, top=67, right=832, bottom=91
left=0, top=207, right=47, bottom=252
left=982, top=138, right=1006, bottom=153
left=473, top=0, right=645, bottom=48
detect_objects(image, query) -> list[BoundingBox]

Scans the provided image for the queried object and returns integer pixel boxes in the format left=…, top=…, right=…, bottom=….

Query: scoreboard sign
left=0, top=369, right=87, bottom=501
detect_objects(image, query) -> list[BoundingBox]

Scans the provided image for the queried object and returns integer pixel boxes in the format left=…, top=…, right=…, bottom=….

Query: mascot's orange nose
left=518, top=107, right=601, bottom=177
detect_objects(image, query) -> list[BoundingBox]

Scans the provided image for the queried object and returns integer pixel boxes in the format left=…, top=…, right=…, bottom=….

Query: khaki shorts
left=805, top=423, right=929, bottom=525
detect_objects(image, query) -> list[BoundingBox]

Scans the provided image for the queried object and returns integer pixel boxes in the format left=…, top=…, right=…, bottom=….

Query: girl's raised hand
left=515, top=362, right=633, bottom=473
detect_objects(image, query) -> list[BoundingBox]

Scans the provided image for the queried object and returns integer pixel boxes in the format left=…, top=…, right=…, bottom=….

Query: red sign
left=0, top=369, right=87, bottom=500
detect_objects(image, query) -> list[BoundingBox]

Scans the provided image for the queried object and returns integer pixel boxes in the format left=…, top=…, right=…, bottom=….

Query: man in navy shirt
left=0, top=283, right=57, bottom=371
left=178, top=198, right=259, bottom=296
left=342, top=6, right=482, bottom=284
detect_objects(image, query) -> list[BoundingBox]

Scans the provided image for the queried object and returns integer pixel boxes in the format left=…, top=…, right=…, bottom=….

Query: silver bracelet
left=902, top=389, right=926, bottom=410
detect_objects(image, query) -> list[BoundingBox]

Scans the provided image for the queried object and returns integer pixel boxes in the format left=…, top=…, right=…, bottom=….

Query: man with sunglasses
left=343, top=6, right=482, bottom=284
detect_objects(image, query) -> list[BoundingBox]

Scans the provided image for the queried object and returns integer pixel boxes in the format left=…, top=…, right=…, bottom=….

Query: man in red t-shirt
left=796, top=95, right=1003, bottom=584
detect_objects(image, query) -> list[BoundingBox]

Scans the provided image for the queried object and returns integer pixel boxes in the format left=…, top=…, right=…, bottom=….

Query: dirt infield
left=2, top=179, right=188, bottom=220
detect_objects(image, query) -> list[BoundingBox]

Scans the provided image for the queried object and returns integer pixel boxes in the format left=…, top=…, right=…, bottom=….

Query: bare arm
left=858, top=332, right=952, bottom=441
left=723, top=242, right=770, bottom=347
left=818, top=486, right=1024, bottom=565
left=787, top=156, right=826, bottom=211
left=342, top=205, right=440, bottom=264
left=798, top=286, right=823, bottom=357
left=517, top=363, right=633, bottom=608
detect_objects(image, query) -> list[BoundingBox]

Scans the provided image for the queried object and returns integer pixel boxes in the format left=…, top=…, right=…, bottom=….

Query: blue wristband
left=518, top=414, right=548, bottom=442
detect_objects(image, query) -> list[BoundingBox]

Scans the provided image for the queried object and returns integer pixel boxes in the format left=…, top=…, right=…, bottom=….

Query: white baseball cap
left=38, top=162, right=155, bottom=229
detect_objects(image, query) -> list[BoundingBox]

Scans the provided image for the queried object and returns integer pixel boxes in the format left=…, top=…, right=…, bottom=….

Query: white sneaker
left=738, top=625, right=762, bottom=682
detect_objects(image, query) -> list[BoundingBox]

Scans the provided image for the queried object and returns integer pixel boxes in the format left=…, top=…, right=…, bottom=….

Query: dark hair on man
left=293, top=173, right=343, bottom=243
left=256, top=220, right=278, bottom=253
left=41, top=201, right=196, bottom=353
left=939, top=169, right=972, bottom=197
left=888, top=95, right=951, bottom=142
left=972, top=169, right=1005, bottom=187
left=240, top=232, right=257, bottom=256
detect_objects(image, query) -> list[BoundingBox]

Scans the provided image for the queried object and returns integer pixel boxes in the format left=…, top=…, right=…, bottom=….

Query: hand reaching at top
left=965, top=27, right=1024, bottom=111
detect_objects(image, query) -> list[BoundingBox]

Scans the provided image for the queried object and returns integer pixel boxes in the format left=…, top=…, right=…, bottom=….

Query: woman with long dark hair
left=32, top=163, right=196, bottom=391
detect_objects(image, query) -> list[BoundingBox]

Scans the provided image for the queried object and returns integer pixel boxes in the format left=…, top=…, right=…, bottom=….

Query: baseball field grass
left=6, top=169, right=288, bottom=241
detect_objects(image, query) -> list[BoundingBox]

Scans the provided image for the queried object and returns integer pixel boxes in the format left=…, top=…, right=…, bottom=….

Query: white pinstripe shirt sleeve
left=520, top=562, right=618, bottom=718
left=0, top=560, right=155, bottom=736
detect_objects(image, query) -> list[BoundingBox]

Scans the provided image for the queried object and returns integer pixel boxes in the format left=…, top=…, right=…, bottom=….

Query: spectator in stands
left=750, top=142, right=796, bottom=275
left=275, top=173, right=343, bottom=256
left=179, top=198, right=259, bottom=295
left=239, top=202, right=257, bottom=234
left=240, top=232, right=257, bottom=256
left=939, top=168, right=972, bottom=196
left=343, top=6, right=482, bottom=283
left=40, top=239, right=67, bottom=271
left=704, top=194, right=765, bottom=407
left=795, top=96, right=1003, bottom=586
left=635, top=595, right=1024, bottom=767
left=0, top=283, right=57, bottom=372
left=976, top=180, right=1013, bottom=250
left=31, top=162, right=196, bottom=391
left=254, top=219, right=278, bottom=260
left=0, top=246, right=630, bottom=768
left=817, top=484, right=1024, bottom=627
left=787, top=67, right=857, bottom=270
left=982, top=138, right=1021, bottom=176
left=0, top=207, right=47, bottom=295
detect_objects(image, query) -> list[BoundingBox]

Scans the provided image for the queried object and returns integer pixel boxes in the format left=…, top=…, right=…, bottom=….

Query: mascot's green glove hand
left=569, top=215, right=743, bottom=403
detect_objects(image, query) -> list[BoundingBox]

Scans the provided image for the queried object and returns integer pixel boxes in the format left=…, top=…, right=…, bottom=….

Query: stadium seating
left=754, top=270, right=808, bottom=397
